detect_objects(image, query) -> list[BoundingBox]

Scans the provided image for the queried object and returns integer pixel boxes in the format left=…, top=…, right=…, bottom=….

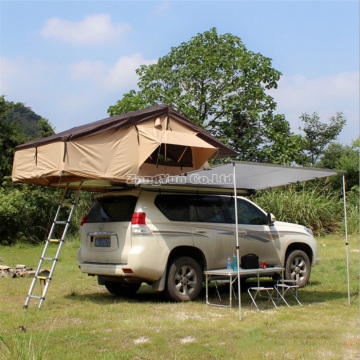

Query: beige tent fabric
left=12, top=108, right=230, bottom=191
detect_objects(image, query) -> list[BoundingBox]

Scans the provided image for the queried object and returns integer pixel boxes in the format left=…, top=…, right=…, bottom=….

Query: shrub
left=341, top=185, right=359, bottom=235
left=0, top=177, right=94, bottom=245
left=252, top=185, right=344, bottom=236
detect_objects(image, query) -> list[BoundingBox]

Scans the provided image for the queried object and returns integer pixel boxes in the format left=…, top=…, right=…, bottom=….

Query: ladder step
left=48, top=239, right=62, bottom=243
left=42, top=257, right=57, bottom=261
left=29, top=295, right=43, bottom=299
left=37, top=276, right=48, bottom=280
left=54, top=220, right=69, bottom=225
left=61, top=203, right=73, bottom=207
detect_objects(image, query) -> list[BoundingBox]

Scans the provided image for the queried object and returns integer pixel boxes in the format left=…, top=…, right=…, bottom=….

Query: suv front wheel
left=165, top=256, right=203, bottom=302
left=285, top=249, right=311, bottom=287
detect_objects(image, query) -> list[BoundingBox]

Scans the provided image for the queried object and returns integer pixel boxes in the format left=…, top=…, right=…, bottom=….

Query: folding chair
left=274, top=280, right=302, bottom=307
left=247, top=286, right=278, bottom=311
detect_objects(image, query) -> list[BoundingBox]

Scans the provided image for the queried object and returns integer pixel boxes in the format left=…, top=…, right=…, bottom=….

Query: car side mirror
left=267, top=213, right=276, bottom=225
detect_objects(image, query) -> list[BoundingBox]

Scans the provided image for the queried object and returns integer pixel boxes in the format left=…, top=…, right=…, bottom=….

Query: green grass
left=0, top=234, right=359, bottom=360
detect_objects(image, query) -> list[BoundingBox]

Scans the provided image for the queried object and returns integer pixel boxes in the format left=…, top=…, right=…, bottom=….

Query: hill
left=6, top=104, right=42, bottom=139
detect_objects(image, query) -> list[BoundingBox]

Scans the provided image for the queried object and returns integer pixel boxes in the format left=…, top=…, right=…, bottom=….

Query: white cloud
left=154, top=1, right=171, bottom=15
left=69, top=53, right=157, bottom=90
left=39, top=14, right=131, bottom=45
left=69, top=59, right=105, bottom=81
left=0, top=53, right=157, bottom=132
left=269, top=71, right=359, bottom=143
left=0, top=56, right=59, bottom=97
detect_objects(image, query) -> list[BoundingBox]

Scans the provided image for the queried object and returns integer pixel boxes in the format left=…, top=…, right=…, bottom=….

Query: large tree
left=108, top=28, right=301, bottom=163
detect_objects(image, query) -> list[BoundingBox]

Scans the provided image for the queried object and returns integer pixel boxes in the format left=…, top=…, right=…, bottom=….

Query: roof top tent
left=12, top=104, right=237, bottom=191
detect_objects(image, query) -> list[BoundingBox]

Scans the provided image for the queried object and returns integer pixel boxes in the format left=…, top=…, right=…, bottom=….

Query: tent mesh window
left=145, top=144, right=193, bottom=167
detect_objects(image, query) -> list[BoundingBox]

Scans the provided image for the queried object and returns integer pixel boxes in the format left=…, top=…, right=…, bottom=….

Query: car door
left=228, top=198, right=281, bottom=265
left=190, top=195, right=236, bottom=270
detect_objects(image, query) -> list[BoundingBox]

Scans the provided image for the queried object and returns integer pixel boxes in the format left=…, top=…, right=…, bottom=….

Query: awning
left=138, top=161, right=345, bottom=193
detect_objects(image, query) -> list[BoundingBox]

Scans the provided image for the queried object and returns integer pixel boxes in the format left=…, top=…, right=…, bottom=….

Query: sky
left=0, top=0, right=359, bottom=145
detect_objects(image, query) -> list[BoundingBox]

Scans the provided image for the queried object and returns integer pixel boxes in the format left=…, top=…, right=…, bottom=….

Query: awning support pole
left=233, top=162, right=242, bottom=320
left=342, top=174, right=350, bottom=305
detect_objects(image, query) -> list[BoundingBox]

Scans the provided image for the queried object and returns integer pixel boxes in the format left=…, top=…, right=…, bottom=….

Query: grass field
left=0, top=234, right=359, bottom=360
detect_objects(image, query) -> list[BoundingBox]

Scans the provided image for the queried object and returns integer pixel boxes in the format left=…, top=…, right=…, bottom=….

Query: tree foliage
left=0, top=96, right=28, bottom=183
left=317, top=137, right=359, bottom=191
left=108, top=28, right=301, bottom=163
left=0, top=95, right=55, bottom=184
left=298, top=112, right=346, bottom=166
left=0, top=177, right=94, bottom=245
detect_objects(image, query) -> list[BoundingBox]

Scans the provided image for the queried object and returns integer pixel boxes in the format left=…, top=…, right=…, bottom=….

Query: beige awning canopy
left=12, top=105, right=237, bottom=191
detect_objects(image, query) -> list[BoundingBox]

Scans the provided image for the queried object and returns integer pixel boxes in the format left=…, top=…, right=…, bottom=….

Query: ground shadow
left=64, top=279, right=350, bottom=306
left=212, top=278, right=350, bottom=305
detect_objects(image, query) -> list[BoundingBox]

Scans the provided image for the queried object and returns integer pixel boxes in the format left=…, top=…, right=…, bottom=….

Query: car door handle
left=236, top=230, right=247, bottom=235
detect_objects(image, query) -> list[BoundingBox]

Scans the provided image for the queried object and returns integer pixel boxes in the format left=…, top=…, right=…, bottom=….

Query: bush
left=0, top=177, right=94, bottom=245
left=341, top=185, right=359, bottom=235
left=252, top=185, right=344, bottom=236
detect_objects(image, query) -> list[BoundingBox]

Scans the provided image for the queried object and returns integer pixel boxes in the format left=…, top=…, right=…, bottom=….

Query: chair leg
left=248, top=288, right=260, bottom=311
left=248, top=287, right=277, bottom=311
left=264, top=288, right=278, bottom=310
left=274, top=286, right=290, bottom=307
left=214, top=281, right=222, bottom=302
left=275, top=285, right=302, bottom=307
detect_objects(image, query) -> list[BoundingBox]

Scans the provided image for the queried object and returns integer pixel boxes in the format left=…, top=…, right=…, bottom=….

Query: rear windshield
left=86, top=196, right=137, bottom=223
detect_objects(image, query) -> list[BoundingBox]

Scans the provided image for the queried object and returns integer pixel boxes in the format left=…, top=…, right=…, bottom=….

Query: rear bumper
left=78, top=259, right=164, bottom=282
left=78, top=262, right=130, bottom=276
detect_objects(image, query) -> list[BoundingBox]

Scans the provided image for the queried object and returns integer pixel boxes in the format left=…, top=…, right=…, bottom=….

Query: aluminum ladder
left=24, top=183, right=82, bottom=309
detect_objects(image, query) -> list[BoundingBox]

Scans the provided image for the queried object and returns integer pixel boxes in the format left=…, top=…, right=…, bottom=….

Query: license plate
left=95, top=237, right=111, bottom=247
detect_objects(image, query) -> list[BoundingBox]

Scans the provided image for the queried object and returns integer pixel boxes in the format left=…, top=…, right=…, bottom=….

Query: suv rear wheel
left=285, top=249, right=311, bottom=287
left=165, top=256, right=203, bottom=302
left=104, top=282, right=142, bottom=297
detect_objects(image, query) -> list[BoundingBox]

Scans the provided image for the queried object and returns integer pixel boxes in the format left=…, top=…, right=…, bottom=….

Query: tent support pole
left=342, top=174, right=350, bottom=305
left=233, top=162, right=241, bottom=320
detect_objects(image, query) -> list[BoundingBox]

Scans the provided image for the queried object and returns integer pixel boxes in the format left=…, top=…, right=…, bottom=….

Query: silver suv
left=77, top=189, right=318, bottom=301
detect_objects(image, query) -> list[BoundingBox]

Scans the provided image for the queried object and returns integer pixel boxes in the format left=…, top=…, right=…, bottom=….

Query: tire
left=104, top=282, right=141, bottom=297
left=285, top=250, right=311, bottom=287
left=165, top=257, right=203, bottom=302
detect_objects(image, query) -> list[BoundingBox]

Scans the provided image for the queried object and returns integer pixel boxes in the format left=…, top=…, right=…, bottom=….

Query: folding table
left=204, top=267, right=285, bottom=309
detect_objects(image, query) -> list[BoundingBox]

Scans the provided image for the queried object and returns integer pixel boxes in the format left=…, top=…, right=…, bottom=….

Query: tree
left=317, top=138, right=359, bottom=191
left=298, top=112, right=346, bottom=166
left=37, top=118, right=55, bottom=139
left=108, top=28, right=301, bottom=163
left=0, top=95, right=55, bottom=184
left=0, top=96, right=28, bottom=183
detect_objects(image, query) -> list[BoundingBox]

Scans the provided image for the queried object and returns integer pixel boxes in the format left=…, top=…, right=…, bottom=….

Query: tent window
left=145, top=144, right=193, bottom=167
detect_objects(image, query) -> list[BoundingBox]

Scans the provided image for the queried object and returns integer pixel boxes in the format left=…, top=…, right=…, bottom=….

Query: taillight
left=80, top=215, right=88, bottom=226
left=131, top=212, right=151, bottom=235
left=131, top=212, right=146, bottom=225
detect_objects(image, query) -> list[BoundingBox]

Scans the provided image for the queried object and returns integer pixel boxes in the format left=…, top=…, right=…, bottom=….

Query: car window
left=228, top=198, right=268, bottom=225
left=155, top=195, right=190, bottom=221
left=87, top=196, right=137, bottom=223
left=189, top=196, right=230, bottom=223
